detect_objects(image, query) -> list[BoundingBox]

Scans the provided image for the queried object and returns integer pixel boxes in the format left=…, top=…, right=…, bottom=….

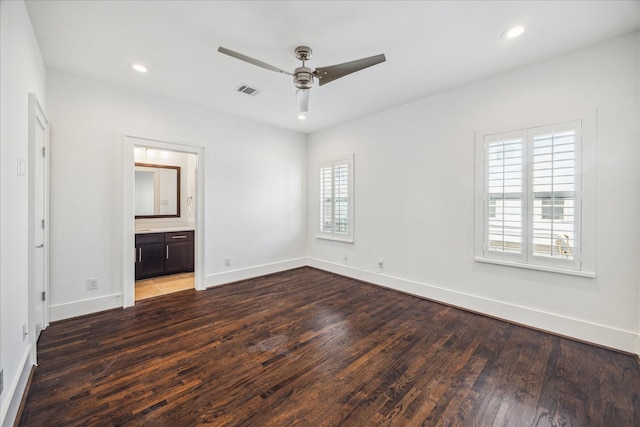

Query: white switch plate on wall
left=16, top=157, right=27, bottom=176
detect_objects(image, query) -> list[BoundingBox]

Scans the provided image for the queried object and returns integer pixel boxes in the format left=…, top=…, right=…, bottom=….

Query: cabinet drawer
left=165, top=231, right=194, bottom=242
left=135, top=232, right=164, bottom=245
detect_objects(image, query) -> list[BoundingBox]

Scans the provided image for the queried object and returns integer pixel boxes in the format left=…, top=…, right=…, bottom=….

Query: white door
left=29, top=94, right=49, bottom=342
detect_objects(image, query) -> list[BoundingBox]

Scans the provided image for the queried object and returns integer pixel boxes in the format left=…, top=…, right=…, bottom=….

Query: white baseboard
left=307, top=258, right=640, bottom=356
left=49, top=293, right=123, bottom=322
left=206, top=258, right=307, bottom=288
left=1, top=345, right=32, bottom=427
left=44, top=258, right=639, bottom=356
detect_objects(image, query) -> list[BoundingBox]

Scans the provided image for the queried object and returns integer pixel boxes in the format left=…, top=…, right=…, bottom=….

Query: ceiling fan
left=218, top=46, right=386, bottom=114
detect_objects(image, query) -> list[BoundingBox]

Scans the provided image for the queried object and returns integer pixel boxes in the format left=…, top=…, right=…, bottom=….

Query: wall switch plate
left=224, top=258, right=231, bottom=267
left=88, top=278, right=99, bottom=290
left=17, top=157, right=27, bottom=177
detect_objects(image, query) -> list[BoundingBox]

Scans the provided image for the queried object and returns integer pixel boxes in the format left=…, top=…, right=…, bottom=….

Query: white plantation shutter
left=486, top=134, right=524, bottom=258
left=320, top=165, right=333, bottom=233
left=530, top=123, right=580, bottom=265
left=480, top=120, right=581, bottom=271
left=318, top=157, right=353, bottom=241
left=333, top=162, right=349, bottom=234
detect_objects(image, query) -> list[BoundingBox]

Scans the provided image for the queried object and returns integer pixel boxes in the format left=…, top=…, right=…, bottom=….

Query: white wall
left=0, top=0, right=46, bottom=424
left=46, top=70, right=307, bottom=320
left=307, top=32, right=640, bottom=354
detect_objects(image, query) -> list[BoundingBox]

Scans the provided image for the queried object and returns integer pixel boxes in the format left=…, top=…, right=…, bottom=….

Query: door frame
left=123, top=135, right=206, bottom=307
left=28, top=93, right=50, bottom=362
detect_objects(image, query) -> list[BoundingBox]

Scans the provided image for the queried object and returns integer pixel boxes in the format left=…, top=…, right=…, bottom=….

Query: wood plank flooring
left=19, top=267, right=640, bottom=426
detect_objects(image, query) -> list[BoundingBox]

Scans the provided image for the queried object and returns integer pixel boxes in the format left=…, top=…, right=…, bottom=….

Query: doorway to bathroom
left=123, top=136, right=206, bottom=307
left=134, top=146, right=197, bottom=300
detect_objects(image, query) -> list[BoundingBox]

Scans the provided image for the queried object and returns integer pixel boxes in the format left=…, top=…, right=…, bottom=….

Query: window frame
left=474, top=111, right=596, bottom=277
left=317, top=155, right=354, bottom=243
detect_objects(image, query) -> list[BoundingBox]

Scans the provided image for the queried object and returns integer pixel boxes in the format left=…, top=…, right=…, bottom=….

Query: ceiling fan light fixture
left=130, top=63, right=148, bottom=73
left=503, top=25, right=527, bottom=39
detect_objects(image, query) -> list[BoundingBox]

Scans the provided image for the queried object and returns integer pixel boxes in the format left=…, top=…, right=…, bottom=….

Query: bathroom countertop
left=135, top=226, right=195, bottom=234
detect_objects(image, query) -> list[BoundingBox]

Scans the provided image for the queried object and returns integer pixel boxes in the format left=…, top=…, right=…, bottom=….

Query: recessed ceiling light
left=503, top=25, right=527, bottom=39
left=297, top=113, right=306, bottom=120
left=130, top=63, right=148, bottom=73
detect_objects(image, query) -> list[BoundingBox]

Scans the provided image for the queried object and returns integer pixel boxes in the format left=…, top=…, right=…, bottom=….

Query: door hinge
left=42, top=147, right=46, bottom=157
left=41, top=291, right=46, bottom=301
left=41, top=218, right=45, bottom=229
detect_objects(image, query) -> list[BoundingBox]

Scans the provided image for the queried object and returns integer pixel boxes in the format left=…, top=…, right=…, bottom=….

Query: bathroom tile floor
left=135, top=272, right=194, bottom=301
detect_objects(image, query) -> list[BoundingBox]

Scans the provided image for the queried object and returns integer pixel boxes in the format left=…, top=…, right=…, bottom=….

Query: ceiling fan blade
left=296, top=89, right=310, bottom=113
left=314, top=54, right=386, bottom=86
left=218, top=47, right=293, bottom=76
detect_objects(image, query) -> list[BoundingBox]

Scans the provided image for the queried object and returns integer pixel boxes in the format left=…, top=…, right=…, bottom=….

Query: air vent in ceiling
left=236, top=84, right=261, bottom=96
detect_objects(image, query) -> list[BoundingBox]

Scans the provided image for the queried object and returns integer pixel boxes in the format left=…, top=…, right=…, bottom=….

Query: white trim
left=474, top=256, right=595, bottom=278
left=315, top=235, right=354, bottom=244
left=1, top=345, right=32, bottom=427
left=206, top=258, right=307, bottom=288
left=123, top=135, right=207, bottom=307
left=49, top=293, right=123, bottom=322
left=39, top=256, right=638, bottom=356
left=27, top=93, right=50, bottom=365
left=307, top=257, right=637, bottom=355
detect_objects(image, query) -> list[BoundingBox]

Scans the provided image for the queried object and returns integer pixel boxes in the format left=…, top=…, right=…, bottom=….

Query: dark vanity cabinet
left=135, top=231, right=194, bottom=280
left=135, top=233, right=165, bottom=280
left=164, top=231, right=195, bottom=275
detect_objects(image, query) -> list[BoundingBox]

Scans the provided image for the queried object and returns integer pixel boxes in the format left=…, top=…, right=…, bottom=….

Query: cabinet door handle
left=172, top=235, right=187, bottom=239
left=166, top=245, right=169, bottom=260
left=138, top=248, right=142, bottom=263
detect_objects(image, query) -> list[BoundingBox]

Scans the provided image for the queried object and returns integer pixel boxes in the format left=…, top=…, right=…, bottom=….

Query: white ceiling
left=25, top=0, right=640, bottom=134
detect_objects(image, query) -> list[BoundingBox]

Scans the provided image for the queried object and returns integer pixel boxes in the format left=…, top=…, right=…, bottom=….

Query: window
left=541, top=198, right=565, bottom=221
left=318, top=156, right=353, bottom=242
left=488, top=199, right=497, bottom=219
left=475, top=116, right=595, bottom=275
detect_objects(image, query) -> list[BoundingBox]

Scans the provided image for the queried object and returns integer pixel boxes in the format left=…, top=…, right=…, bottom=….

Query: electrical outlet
left=88, top=277, right=99, bottom=290
left=343, top=254, right=349, bottom=265
left=378, top=258, right=384, bottom=269
left=0, top=369, right=3, bottom=394
left=224, top=257, right=231, bottom=267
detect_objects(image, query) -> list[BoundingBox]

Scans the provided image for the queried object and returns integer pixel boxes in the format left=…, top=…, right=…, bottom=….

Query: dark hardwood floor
left=19, top=267, right=640, bottom=426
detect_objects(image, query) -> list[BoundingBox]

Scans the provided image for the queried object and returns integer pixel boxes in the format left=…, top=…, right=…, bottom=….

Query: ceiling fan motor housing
left=294, top=66, right=314, bottom=89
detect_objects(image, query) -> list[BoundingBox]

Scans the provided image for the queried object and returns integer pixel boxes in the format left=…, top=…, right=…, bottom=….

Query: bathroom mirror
left=135, top=163, right=181, bottom=218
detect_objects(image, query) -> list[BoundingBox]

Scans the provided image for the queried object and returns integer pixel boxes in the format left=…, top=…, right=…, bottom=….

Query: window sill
left=474, top=256, right=595, bottom=278
left=316, top=235, right=354, bottom=244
